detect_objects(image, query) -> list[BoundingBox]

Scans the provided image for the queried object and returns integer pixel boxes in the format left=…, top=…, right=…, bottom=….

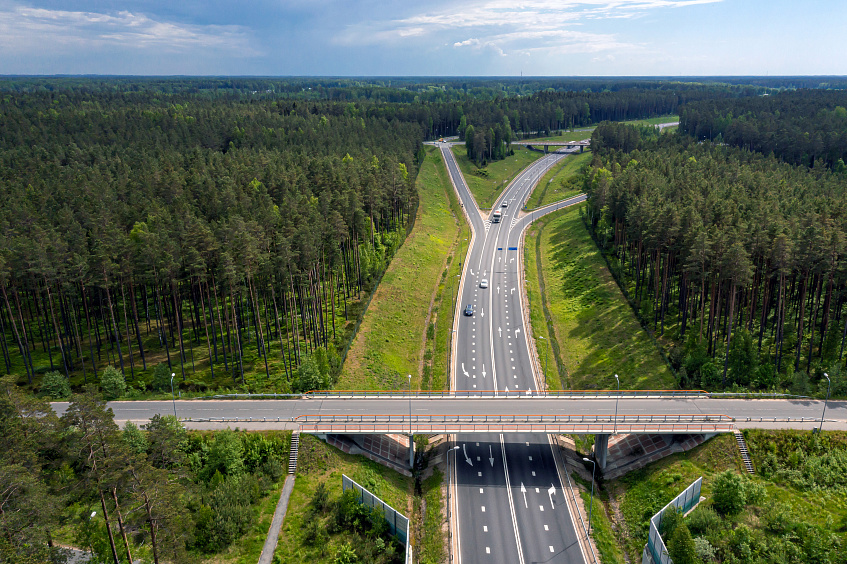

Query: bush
left=686, top=506, right=722, bottom=537
left=100, top=366, right=126, bottom=400
left=203, top=430, right=244, bottom=480
left=667, top=521, right=698, bottom=564
left=711, top=470, right=746, bottom=515
left=123, top=421, right=148, bottom=454
left=694, top=536, right=716, bottom=561
left=41, top=370, right=71, bottom=399
left=151, top=362, right=173, bottom=392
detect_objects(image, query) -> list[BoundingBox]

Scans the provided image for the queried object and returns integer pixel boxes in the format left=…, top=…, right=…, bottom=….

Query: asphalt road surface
left=440, top=142, right=585, bottom=564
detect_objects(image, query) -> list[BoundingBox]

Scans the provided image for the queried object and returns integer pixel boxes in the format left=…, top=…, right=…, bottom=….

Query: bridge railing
left=293, top=413, right=736, bottom=434
left=305, top=389, right=710, bottom=399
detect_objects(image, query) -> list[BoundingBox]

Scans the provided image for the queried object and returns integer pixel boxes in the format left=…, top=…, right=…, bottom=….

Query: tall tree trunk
left=722, top=283, right=737, bottom=388
left=45, top=281, right=70, bottom=377
left=1, top=285, right=32, bottom=384
left=98, top=488, right=121, bottom=564
left=102, top=275, right=125, bottom=374
left=171, top=283, right=186, bottom=381
left=111, top=488, right=134, bottom=564
left=197, top=278, right=215, bottom=380
left=120, top=281, right=135, bottom=379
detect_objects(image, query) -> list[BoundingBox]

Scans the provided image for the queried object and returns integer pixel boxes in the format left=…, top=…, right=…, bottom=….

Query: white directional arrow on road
left=511, top=287, right=516, bottom=294
left=515, top=329, right=521, bottom=337
left=489, top=446, right=495, bottom=467
left=481, top=308, right=485, bottom=318
left=498, top=327, right=502, bottom=338
left=548, top=485, right=557, bottom=509
left=497, top=286, right=500, bottom=294
left=521, top=483, right=528, bottom=508
left=481, top=364, right=487, bottom=378
left=462, top=363, right=469, bottom=377
left=463, top=444, right=473, bottom=466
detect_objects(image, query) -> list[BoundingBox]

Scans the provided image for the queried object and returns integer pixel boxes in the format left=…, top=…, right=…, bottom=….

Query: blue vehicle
left=463, top=304, right=474, bottom=316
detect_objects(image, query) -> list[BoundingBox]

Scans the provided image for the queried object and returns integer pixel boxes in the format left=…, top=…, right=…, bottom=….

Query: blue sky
left=0, top=0, right=844, bottom=76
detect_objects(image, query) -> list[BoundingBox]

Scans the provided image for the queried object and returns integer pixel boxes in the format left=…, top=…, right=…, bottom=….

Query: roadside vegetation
left=583, top=430, right=847, bottom=563
left=273, top=434, right=444, bottom=564
left=526, top=151, right=592, bottom=209
left=525, top=204, right=674, bottom=390
left=450, top=145, right=543, bottom=208
left=0, top=377, right=291, bottom=563
left=338, top=146, right=467, bottom=391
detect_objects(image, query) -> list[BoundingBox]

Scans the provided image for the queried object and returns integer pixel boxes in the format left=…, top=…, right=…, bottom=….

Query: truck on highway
left=492, top=210, right=501, bottom=223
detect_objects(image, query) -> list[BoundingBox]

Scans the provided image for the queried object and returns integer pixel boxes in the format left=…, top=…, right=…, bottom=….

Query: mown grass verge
left=526, top=151, right=592, bottom=210
left=524, top=205, right=674, bottom=390
left=522, top=116, right=677, bottom=143
left=450, top=145, right=543, bottom=208
left=338, top=147, right=462, bottom=391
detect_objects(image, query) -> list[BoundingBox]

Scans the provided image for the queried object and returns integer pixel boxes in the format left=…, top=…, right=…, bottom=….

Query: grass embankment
left=524, top=205, right=674, bottom=390
left=526, top=151, right=592, bottom=209
left=591, top=431, right=847, bottom=563
left=338, top=146, right=466, bottom=391
left=450, top=145, right=543, bottom=208
left=274, top=434, right=445, bottom=563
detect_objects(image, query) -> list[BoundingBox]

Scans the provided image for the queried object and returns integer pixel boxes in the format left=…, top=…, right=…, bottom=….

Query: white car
left=480, top=279, right=488, bottom=288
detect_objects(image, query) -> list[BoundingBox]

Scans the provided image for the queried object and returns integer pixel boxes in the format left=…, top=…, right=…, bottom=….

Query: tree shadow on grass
left=545, top=213, right=673, bottom=390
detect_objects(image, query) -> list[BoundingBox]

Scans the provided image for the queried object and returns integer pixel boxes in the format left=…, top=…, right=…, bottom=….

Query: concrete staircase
left=734, top=430, right=755, bottom=474
left=289, top=432, right=300, bottom=475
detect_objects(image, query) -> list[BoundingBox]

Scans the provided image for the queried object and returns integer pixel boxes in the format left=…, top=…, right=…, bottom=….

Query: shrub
left=667, top=521, right=698, bottom=564
left=686, top=506, right=722, bottom=537
left=100, top=366, right=126, bottom=400
left=693, top=537, right=716, bottom=561
left=151, top=362, right=173, bottom=392
left=203, top=430, right=244, bottom=480
left=41, top=370, right=71, bottom=399
left=123, top=421, right=148, bottom=454
left=711, top=470, right=746, bottom=515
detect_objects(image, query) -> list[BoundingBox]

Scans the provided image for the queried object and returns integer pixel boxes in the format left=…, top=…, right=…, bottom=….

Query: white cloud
left=0, top=2, right=256, bottom=55
left=335, top=0, right=722, bottom=59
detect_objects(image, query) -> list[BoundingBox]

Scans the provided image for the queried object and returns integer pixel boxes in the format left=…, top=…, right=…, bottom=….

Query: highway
left=440, top=142, right=585, bottom=564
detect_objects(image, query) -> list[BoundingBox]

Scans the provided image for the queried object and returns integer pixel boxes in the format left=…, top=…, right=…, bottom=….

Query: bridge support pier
left=580, top=145, right=584, bottom=153
left=409, top=435, right=415, bottom=469
left=594, top=434, right=609, bottom=470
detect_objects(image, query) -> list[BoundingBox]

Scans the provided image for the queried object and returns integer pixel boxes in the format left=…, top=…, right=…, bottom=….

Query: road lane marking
left=481, top=506, right=485, bottom=512
left=501, top=434, right=526, bottom=564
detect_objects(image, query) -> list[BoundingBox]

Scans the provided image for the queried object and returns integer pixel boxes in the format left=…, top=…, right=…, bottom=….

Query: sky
left=0, top=0, right=844, bottom=76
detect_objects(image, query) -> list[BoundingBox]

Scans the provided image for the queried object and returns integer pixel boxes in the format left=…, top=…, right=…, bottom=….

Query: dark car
left=463, top=304, right=474, bottom=316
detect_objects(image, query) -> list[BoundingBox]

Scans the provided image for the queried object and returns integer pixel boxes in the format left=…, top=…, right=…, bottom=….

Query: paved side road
left=258, top=475, right=296, bottom=564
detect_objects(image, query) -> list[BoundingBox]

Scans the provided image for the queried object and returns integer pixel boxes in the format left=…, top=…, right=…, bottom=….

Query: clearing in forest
left=525, top=205, right=674, bottom=390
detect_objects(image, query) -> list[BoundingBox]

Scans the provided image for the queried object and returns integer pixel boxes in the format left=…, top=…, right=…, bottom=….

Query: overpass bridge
left=512, top=139, right=591, bottom=153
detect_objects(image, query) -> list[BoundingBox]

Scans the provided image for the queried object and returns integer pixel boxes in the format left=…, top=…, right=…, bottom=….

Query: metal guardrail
left=305, top=389, right=710, bottom=399
left=164, top=390, right=816, bottom=401
left=561, top=456, right=599, bottom=564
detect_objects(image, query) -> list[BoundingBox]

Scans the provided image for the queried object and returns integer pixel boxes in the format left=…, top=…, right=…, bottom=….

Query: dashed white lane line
left=532, top=471, right=536, bottom=476
left=549, top=546, right=554, bottom=553
left=544, top=525, right=549, bottom=531
left=486, top=547, right=491, bottom=554
left=480, top=488, right=484, bottom=493
left=484, top=525, right=488, bottom=532
left=481, top=506, right=486, bottom=512
left=529, top=456, right=533, bottom=461
left=540, top=506, right=545, bottom=511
